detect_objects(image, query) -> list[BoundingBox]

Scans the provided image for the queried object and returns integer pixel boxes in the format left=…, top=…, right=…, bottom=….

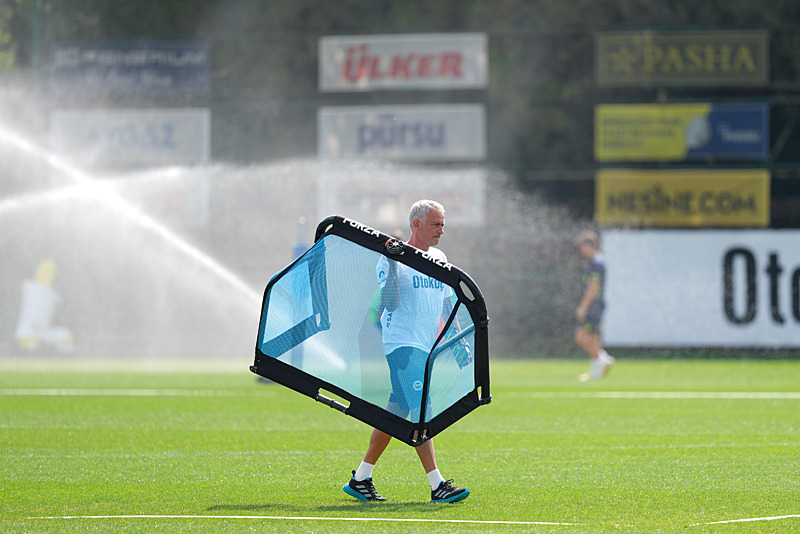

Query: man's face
left=577, top=240, right=595, bottom=259
left=415, top=208, right=445, bottom=250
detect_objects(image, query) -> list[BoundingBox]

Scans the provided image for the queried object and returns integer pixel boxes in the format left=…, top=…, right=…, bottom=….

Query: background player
left=574, top=230, right=615, bottom=381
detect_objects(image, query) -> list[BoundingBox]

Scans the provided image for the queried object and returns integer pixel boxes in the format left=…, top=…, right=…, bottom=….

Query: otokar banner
left=603, top=229, right=800, bottom=348
left=595, top=104, right=768, bottom=162
left=319, top=33, right=488, bottom=91
left=596, top=169, right=770, bottom=228
left=50, top=108, right=211, bottom=168
left=318, top=104, right=486, bottom=161
left=50, top=41, right=210, bottom=94
left=596, top=31, right=768, bottom=86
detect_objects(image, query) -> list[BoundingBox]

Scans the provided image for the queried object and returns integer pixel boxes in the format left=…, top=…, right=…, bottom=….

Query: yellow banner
left=595, top=104, right=712, bottom=161
left=596, top=169, right=770, bottom=227
left=596, top=31, right=769, bottom=86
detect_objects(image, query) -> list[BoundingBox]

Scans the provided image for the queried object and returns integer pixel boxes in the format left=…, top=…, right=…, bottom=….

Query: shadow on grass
left=318, top=502, right=449, bottom=513
left=207, top=501, right=454, bottom=514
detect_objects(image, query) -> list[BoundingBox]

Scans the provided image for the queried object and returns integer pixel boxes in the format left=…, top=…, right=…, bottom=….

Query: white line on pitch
left=5, top=389, right=800, bottom=399
left=701, top=514, right=800, bottom=525
left=0, top=388, right=257, bottom=397
left=30, top=514, right=576, bottom=526
left=505, top=391, right=800, bottom=400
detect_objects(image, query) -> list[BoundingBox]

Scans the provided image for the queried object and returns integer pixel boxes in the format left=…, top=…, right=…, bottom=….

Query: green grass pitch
left=1, top=357, right=799, bottom=533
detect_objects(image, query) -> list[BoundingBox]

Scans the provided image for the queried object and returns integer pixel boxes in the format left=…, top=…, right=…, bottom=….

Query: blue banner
left=685, top=104, right=768, bottom=161
left=50, top=41, right=209, bottom=94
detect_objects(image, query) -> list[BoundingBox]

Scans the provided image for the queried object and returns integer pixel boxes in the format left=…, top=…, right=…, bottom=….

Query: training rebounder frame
left=250, top=215, right=490, bottom=446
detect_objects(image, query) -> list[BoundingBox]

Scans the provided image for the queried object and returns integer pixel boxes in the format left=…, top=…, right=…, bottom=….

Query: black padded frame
left=251, top=215, right=490, bottom=446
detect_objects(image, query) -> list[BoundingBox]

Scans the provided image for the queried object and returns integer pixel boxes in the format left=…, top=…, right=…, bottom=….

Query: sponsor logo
left=341, top=44, right=465, bottom=84
left=413, top=248, right=453, bottom=270
left=595, top=169, right=769, bottom=227
left=84, top=122, right=177, bottom=151
left=53, top=46, right=207, bottom=69
left=596, top=32, right=768, bottom=86
left=718, top=123, right=761, bottom=143
left=342, top=217, right=381, bottom=237
left=723, top=248, right=800, bottom=325
left=358, top=115, right=445, bottom=153
left=413, top=380, right=423, bottom=391
left=51, top=42, right=210, bottom=94
left=606, top=185, right=759, bottom=216
left=413, top=275, right=444, bottom=290
left=385, top=238, right=405, bottom=255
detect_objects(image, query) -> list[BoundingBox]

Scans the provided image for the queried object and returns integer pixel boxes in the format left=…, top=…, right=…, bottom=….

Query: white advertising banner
left=317, top=167, right=485, bottom=229
left=604, top=229, right=800, bottom=347
left=318, top=104, right=486, bottom=161
left=50, top=108, right=210, bottom=167
left=319, top=33, right=488, bottom=91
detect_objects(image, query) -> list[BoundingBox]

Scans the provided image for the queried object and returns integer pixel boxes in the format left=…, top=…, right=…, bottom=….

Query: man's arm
left=576, top=277, right=599, bottom=320
left=380, top=260, right=400, bottom=312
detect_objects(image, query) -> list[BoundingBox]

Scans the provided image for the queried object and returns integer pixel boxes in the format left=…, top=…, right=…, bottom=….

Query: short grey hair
left=408, top=200, right=445, bottom=230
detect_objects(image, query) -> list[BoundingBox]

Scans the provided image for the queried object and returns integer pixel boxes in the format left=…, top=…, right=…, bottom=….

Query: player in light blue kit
left=343, top=200, right=470, bottom=504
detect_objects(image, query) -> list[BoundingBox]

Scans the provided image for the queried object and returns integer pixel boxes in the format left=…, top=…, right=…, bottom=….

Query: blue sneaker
left=430, top=479, right=469, bottom=503
left=343, top=470, right=387, bottom=502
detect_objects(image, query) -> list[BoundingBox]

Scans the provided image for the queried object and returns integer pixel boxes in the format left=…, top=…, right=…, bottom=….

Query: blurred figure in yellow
left=15, top=259, right=74, bottom=353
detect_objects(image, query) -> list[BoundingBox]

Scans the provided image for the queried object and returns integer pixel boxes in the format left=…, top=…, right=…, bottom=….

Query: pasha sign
left=596, top=31, right=768, bottom=86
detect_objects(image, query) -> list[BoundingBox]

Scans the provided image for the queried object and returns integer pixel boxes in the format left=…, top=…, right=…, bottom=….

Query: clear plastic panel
left=260, top=234, right=476, bottom=423
left=426, top=299, right=476, bottom=423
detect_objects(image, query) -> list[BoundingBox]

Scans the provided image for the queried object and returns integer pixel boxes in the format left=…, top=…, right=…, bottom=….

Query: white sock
left=591, top=357, right=603, bottom=378
left=354, top=461, right=375, bottom=481
left=599, top=349, right=613, bottom=363
left=427, top=469, right=445, bottom=490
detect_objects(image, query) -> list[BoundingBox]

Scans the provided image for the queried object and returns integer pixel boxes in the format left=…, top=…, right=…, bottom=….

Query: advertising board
left=50, top=108, right=211, bottom=167
left=319, top=33, right=488, bottom=91
left=596, top=169, right=770, bottom=228
left=595, top=104, right=768, bottom=162
left=596, top=31, right=768, bottom=86
left=50, top=41, right=210, bottom=94
left=318, top=104, right=486, bottom=161
left=604, top=229, right=800, bottom=347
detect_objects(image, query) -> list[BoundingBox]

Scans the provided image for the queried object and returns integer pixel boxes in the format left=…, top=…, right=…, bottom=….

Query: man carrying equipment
left=343, top=200, right=470, bottom=504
